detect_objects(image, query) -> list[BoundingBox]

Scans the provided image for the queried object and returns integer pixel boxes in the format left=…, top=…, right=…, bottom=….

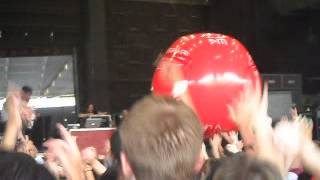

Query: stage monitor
left=268, top=91, right=293, bottom=122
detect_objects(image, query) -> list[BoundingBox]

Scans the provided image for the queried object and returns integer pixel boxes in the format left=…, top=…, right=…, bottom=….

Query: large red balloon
left=152, top=33, right=261, bottom=138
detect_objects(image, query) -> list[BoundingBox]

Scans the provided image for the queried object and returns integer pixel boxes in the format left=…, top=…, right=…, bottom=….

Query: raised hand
left=81, top=147, right=98, bottom=165
left=228, top=83, right=262, bottom=129
left=81, top=146, right=107, bottom=176
left=273, top=116, right=315, bottom=174
left=44, top=124, right=84, bottom=180
left=210, top=134, right=223, bottom=159
left=227, top=83, right=265, bottom=154
left=1, top=94, right=23, bottom=150
left=290, top=106, right=298, bottom=121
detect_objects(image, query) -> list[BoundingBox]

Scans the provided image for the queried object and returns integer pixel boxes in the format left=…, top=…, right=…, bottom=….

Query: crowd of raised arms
left=1, top=46, right=320, bottom=180
left=0, top=79, right=320, bottom=180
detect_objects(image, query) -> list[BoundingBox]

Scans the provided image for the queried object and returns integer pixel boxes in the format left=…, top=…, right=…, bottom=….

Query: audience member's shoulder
left=99, top=165, right=118, bottom=180
left=0, top=151, right=55, bottom=180
left=199, top=158, right=223, bottom=180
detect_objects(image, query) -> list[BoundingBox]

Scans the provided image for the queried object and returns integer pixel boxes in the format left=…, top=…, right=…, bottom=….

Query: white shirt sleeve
left=287, top=172, right=298, bottom=180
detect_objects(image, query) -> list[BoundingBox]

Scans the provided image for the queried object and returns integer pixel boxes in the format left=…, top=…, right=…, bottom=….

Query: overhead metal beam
left=125, top=0, right=208, bottom=5
left=41, top=58, right=69, bottom=96
left=39, top=57, right=48, bottom=96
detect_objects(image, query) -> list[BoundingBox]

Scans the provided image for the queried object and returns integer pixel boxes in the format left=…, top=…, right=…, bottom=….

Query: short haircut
left=212, top=153, right=282, bottom=180
left=119, top=95, right=203, bottom=180
left=22, top=86, right=33, bottom=94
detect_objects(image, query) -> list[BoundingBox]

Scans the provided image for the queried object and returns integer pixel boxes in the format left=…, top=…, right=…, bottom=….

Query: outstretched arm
left=82, top=147, right=107, bottom=176
left=1, top=95, right=22, bottom=151
left=45, top=124, right=84, bottom=180
left=301, top=141, right=320, bottom=178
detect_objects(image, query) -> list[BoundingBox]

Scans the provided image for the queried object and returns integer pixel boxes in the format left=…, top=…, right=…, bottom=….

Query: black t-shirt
left=99, top=166, right=118, bottom=180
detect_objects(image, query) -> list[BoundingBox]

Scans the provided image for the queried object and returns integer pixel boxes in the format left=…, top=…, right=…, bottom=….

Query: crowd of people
left=0, top=81, right=320, bottom=180
left=1, top=47, right=320, bottom=180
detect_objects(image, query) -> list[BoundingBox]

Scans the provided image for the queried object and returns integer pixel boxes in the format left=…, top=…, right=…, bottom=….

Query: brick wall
left=105, top=0, right=206, bottom=111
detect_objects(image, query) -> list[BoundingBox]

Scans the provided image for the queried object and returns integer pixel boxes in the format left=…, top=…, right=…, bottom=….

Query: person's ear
left=120, top=151, right=134, bottom=178
left=194, top=148, right=206, bottom=173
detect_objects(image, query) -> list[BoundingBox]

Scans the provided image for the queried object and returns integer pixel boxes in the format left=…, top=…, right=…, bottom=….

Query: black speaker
left=262, top=74, right=281, bottom=90
left=261, top=74, right=302, bottom=91
left=283, top=74, right=302, bottom=90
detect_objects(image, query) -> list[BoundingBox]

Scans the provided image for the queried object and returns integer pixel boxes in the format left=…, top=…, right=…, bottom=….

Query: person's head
left=110, top=130, right=121, bottom=163
left=119, top=95, right=204, bottom=180
left=87, top=104, right=94, bottom=113
left=212, top=153, right=282, bottom=180
left=0, top=151, right=55, bottom=180
left=114, top=111, right=126, bottom=127
left=21, top=86, right=32, bottom=103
